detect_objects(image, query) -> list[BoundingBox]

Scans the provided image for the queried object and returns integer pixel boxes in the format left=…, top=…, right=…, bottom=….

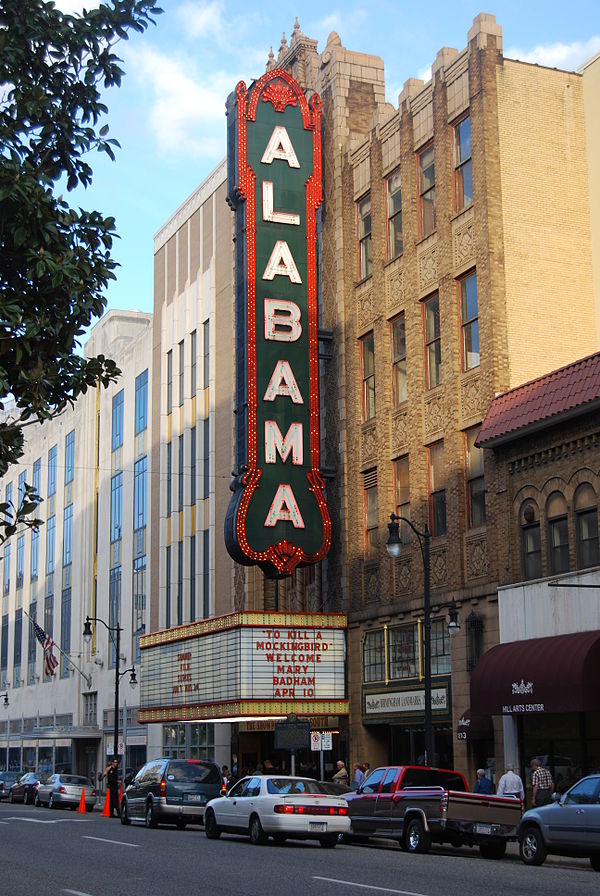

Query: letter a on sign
left=225, top=68, right=331, bottom=576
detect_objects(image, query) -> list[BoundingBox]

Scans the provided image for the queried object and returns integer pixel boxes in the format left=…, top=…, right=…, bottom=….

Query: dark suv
left=120, top=758, right=222, bottom=829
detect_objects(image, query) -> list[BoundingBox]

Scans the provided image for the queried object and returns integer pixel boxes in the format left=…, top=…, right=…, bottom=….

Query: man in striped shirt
left=531, top=758, right=554, bottom=807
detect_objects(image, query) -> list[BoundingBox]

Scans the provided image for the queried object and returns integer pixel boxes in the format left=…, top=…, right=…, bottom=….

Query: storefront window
left=23, top=746, right=36, bottom=770
left=363, top=630, right=385, bottom=682
left=54, top=746, right=71, bottom=774
left=190, top=723, right=215, bottom=760
left=0, top=746, right=5, bottom=769
left=163, top=723, right=187, bottom=758
left=8, top=746, right=21, bottom=771
left=389, top=625, right=418, bottom=679
left=38, top=746, right=53, bottom=777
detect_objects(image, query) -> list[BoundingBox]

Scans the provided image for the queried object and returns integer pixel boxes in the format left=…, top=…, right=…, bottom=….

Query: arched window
left=547, top=492, right=569, bottom=575
left=574, top=483, right=599, bottom=569
left=521, top=501, right=541, bottom=580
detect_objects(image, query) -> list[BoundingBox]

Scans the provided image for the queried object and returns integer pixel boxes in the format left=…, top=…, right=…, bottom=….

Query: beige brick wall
left=497, top=61, right=597, bottom=386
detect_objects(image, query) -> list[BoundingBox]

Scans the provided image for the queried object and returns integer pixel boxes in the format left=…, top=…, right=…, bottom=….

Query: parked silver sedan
left=35, top=773, right=97, bottom=811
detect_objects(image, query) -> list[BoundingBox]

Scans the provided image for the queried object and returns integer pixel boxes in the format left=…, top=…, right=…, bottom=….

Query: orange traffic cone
left=77, top=788, right=86, bottom=814
left=102, top=789, right=111, bottom=817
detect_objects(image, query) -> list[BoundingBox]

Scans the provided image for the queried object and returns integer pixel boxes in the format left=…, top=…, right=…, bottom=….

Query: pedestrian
left=353, top=762, right=365, bottom=789
left=103, top=757, right=120, bottom=818
left=495, top=763, right=524, bottom=800
left=332, top=760, right=349, bottom=785
left=531, top=758, right=554, bottom=807
left=473, top=768, right=493, bottom=795
left=362, top=762, right=371, bottom=779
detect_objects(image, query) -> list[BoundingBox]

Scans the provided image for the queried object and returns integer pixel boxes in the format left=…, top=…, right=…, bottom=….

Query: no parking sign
left=310, top=732, right=322, bottom=751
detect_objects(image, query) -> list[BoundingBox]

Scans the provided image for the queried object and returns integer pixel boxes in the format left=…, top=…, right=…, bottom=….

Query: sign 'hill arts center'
left=139, top=73, right=346, bottom=727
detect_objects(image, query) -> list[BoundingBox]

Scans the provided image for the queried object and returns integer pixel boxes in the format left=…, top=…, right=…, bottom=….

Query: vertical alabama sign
left=225, top=69, right=331, bottom=577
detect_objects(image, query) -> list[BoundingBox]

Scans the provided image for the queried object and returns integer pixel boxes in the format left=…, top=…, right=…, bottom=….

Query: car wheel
left=405, top=818, right=431, bottom=854
left=589, top=855, right=600, bottom=872
left=120, top=800, right=130, bottom=826
left=204, top=809, right=221, bottom=840
left=519, top=826, right=547, bottom=866
left=9, top=791, right=14, bottom=803
left=145, top=800, right=157, bottom=828
left=49, top=794, right=55, bottom=809
left=319, top=835, right=338, bottom=849
left=249, top=814, right=267, bottom=846
left=176, top=819, right=187, bottom=830
left=23, top=791, right=29, bottom=806
left=479, top=840, right=506, bottom=860
left=34, top=793, right=41, bottom=808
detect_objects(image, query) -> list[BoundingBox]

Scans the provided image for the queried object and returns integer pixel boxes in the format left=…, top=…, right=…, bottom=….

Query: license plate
left=186, top=795, right=206, bottom=804
left=476, top=824, right=492, bottom=835
left=309, top=822, right=327, bottom=832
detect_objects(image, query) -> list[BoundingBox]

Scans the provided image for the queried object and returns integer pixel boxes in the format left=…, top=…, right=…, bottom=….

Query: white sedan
left=204, top=775, right=350, bottom=847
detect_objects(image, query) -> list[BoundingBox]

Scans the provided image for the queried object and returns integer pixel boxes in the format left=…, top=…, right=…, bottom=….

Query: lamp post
left=386, top=512, right=459, bottom=766
left=1, top=692, right=8, bottom=708
left=83, top=616, right=137, bottom=768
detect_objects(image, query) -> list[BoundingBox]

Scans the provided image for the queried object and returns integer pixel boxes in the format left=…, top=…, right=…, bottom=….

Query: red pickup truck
left=345, top=765, right=522, bottom=859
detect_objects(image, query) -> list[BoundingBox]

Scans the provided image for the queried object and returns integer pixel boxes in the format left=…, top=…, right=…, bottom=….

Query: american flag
left=32, top=620, right=59, bottom=677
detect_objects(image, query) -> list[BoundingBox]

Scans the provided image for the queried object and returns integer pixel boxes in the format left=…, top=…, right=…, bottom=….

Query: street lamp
left=83, top=616, right=137, bottom=768
left=386, top=512, right=460, bottom=766
left=1, top=692, right=8, bottom=708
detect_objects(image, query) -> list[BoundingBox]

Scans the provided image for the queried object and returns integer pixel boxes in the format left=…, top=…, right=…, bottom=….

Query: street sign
left=118, top=741, right=125, bottom=756
left=321, top=732, right=332, bottom=751
left=274, top=718, right=310, bottom=751
left=310, top=732, right=321, bottom=752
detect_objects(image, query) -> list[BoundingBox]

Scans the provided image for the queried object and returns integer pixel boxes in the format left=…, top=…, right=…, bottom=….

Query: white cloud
left=176, top=0, right=224, bottom=38
left=505, top=35, right=600, bottom=71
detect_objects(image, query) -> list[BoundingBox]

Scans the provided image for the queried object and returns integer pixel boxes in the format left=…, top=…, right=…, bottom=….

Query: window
left=389, top=625, right=418, bottom=679
left=132, top=555, right=146, bottom=664
left=191, top=330, right=197, bottom=395
left=418, top=144, right=435, bottom=237
left=177, top=540, right=183, bottom=625
left=454, top=115, right=473, bottom=211
left=33, top=458, right=41, bottom=496
left=63, top=504, right=73, bottom=567
left=165, top=545, right=171, bottom=628
left=178, top=434, right=184, bottom=512
left=521, top=501, right=541, bottom=580
left=386, top=170, right=402, bottom=259
left=135, top=369, right=148, bottom=435
left=431, top=618, right=451, bottom=674
left=428, top=442, right=446, bottom=536
left=46, top=515, right=56, bottom=574
left=391, top=314, right=406, bottom=405
left=179, top=340, right=185, bottom=407
left=547, top=492, right=569, bottom=575
left=363, top=468, right=378, bottom=557
left=203, top=420, right=210, bottom=500
left=47, top=445, right=57, bottom=496
left=164, top=349, right=172, bottom=416
left=84, top=693, right=97, bottom=725
left=30, top=529, right=39, bottom=581
left=28, top=602, right=37, bottom=665
left=190, top=534, right=196, bottom=622
left=13, top=609, right=22, bottom=678
left=16, top=534, right=24, bottom=590
left=361, top=332, right=376, bottom=420
left=166, top=441, right=172, bottom=516
left=203, top=529, right=210, bottom=617
left=64, top=431, right=75, bottom=484
left=203, top=320, right=209, bottom=389
left=363, top=629, right=384, bottom=682
left=460, top=271, right=479, bottom=370
left=190, top=426, right=197, bottom=505
left=3, top=544, right=10, bottom=598
left=394, top=456, right=411, bottom=545
left=575, top=483, right=599, bottom=569
left=60, top=587, right=71, bottom=677
left=110, top=473, right=122, bottom=543
left=357, top=194, right=372, bottom=279
left=465, top=427, right=485, bottom=527
left=424, top=295, right=441, bottom=388
left=109, top=567, right=121, bottom=668
left=111, top=391, right=124, bottom=451
left=18, top=471, right=26, bottom=508
left=133, top=457, right=147, bottom=531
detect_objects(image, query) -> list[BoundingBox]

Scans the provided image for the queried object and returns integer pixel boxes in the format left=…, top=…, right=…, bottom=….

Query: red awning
left=456, top=707, right=493, bottom=741
left=470, top=630, right=600, bottom=716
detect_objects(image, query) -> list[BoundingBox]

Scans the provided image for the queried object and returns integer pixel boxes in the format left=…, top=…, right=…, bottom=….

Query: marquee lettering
left=264, top=299, right=302, bottom=342
left=262, top=239, right=302, bottom=283
left=261, top=125, right=301, bottom=167
left=265, top=483, right=305, bottom=528
left=263, top=360, right=303, bottom=404
left=265, top=420, right=303, bottom=465
left=262, top=182, right=300, bottom=226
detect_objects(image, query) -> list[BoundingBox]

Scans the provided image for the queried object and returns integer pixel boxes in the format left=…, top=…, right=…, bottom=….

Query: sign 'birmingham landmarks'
left=225, top=69, right=331, bottom=576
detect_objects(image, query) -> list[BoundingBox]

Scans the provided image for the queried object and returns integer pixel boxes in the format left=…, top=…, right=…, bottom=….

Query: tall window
left=63, top=503, right=73, bottom=567
left=575, top=483, right=599, bottom=569
left=361, top=332, right=376, bottom=421
left=18, top=471, right=26, bottom=508
left=177, top=540, right=184, bottom=625
left=190, top=330, right=197, bottom=395
left=132, top=556, right=146, bottom=664
left=109, top=567, right=121, bottom=668
left=391, top=314, right=406, bottom=405
left=166, top=441, right=172, bottom=516
left=357, top=194, right=372, bottom=279
left=363, top=468, right=378, bottom=557
left=454, top=115, right=473, bottom=211
left=363, top=630, right=384, bottom=682
left=110, top=473, right=122, bottom=543
left=203, top=529, right=210, bottom=617
left=64, top=431, right=75, bottom=484
left=460, top=271, right=479, bottom=370
left=178, top=434, right=184, bottom=512
left=389, top=625, right=418, bottom=679
left=203, top=320, right=209, bottom=389
left=386, top=170, right=402, bottom=259
left=4, top=481, right=12, bottom=520
left=2, top=544, right=10, bottom=600
left=418, top=144, right=435, bottom=238
left=30, top=528, right=39, bottom=580
left=135, top=369, right=148, bottom=435
left=190, top=534, right=196, bottom=622
left=47, top=445, right=57, bottom=496
left=33, top=458, right=41, bottom=496
left=203, top=419, right=210, bottom=500
left=111, top=390, right=124, bottom=451
left=133, top=457, right=147, bottom=531
left=190, top=426, right=197, bottom=505
left=547, top=492, right=569, bottom=575
left=465, top=427, right=485, bottom=527
left=521, top=501, right=541, bottom=580
left=428, top=442, right=446, bottom=536
left=431, top=618, right=451, bottom=674
left=60, top=587, right=71, bottom=678
left=394, top=456, right=411, bottom=545
left=179, top=340, right=185, bottom=407
left=166, top=349, right=173, bottom=415
left=424, top=295, right=441, bottom=388
left=16, top=534, right=24, bottom=590
left=165, top=545, right=171, bottom=628
left=13, top=609, right=22, bottom=684
left=46, top=515, right=56, bottom=574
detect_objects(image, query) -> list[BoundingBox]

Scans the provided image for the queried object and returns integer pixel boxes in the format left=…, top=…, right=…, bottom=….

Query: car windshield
left=61, top=775, right=90, bottom=786
left=401, top=769, right=467, bottom=792
left=166, top=762, right=221, bottom=784
left=267, top=778, right=325, bottom=795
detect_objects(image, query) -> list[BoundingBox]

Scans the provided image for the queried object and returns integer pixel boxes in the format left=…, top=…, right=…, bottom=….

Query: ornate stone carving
left=424, top=391, right=443, bottom=439
left=391, top=410, right=408, bottom=454
left=356, top=288, right=373, bottom=330
left=453, top=217, right=474, bottom=270
left=466, top=533, right=488, bottom=580
left=395, top=556, right=412, bottom=598
left=460, top=372, right=481, bottom=424
left=364, top=564, right=380, bottom=604
left=386, top=266, right=405, bottom=312
left=361, top=422, right=377, bottom=465
left=430, top=546, right=447, bottom=588
left=417, top=245, right=437, bottom=292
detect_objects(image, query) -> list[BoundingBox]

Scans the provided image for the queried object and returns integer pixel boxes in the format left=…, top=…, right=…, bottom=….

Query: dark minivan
left=120, top=758, right=222, bottom=829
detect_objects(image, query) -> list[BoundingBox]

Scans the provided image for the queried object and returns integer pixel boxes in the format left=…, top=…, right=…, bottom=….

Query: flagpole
left=24, top=609, right=91, bottom=689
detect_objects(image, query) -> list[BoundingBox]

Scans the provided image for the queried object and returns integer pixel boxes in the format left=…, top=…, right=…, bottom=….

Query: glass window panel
left=389, top=625, right=418, bottom=679
left=363, top=630, right=384, bottom=682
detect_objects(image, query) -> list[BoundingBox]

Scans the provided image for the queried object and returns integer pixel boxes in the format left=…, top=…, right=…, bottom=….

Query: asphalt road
left=1, top=800, right=598, bottom=896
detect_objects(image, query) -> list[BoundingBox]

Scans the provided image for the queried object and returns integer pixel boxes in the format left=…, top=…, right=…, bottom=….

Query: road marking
left=5, top=816, right=65, bottom=824
left=83, top=835, right=140, bottom=848
left=314, top=878, right=429, bottom=896
left=64, top=890, right=95, bottom=896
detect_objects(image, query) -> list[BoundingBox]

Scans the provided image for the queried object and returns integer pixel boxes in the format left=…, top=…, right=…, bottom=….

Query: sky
left=53, top=0, right=600, bottom=324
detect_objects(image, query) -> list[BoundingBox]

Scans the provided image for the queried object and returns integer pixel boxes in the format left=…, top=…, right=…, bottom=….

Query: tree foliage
left=0, top=0, right=161, bottom=539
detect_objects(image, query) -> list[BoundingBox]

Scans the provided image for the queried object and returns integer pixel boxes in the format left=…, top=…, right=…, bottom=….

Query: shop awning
left=470, top=630, right=600, bottom=716
left=456, top=707, right=493, bottom=741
